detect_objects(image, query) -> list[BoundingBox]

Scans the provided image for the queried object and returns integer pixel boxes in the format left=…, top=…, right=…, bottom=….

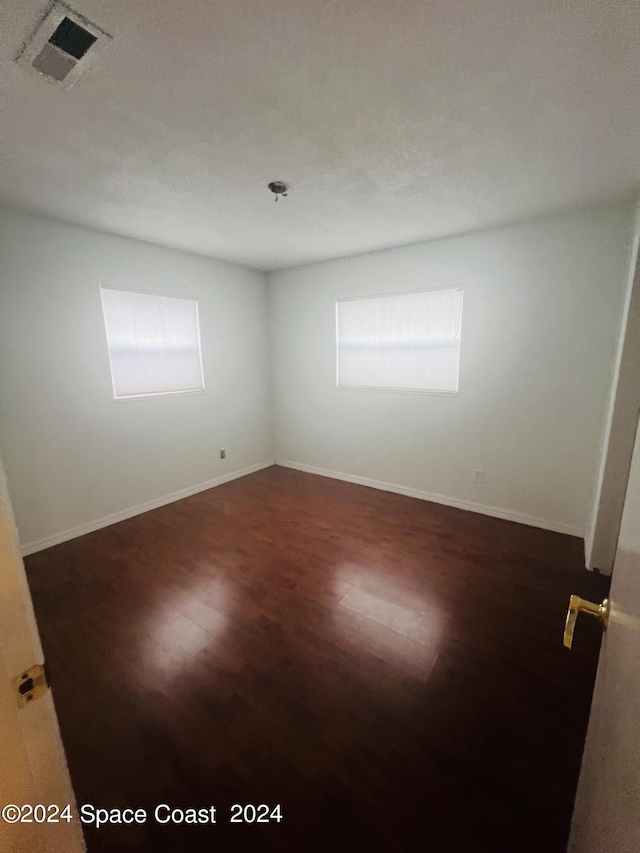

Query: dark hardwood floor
left=25, top=466, right=609, bottom=852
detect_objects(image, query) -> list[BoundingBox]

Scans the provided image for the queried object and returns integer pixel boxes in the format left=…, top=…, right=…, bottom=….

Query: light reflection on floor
left=333, top=565, right=444, bottom=679
left=141, top=577, right=229, bottom=671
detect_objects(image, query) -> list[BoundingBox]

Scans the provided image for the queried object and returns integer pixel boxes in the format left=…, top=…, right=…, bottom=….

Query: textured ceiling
left=1, top=0, right=639, bottom=270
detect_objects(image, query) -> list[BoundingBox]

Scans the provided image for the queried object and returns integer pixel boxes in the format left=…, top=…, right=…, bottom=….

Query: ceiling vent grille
left=15, top=2, right=111, bottom=86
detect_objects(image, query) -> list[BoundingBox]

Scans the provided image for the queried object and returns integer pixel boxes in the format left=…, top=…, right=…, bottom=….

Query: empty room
left=1, top=1, right=639, bottom=852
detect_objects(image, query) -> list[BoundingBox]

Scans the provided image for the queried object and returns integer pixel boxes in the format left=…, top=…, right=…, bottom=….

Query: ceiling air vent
left=15, top=2, right=111, bottom=87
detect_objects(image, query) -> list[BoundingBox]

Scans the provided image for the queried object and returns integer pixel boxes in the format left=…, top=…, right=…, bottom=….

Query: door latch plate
left=12, top=663, right=49, bottom=708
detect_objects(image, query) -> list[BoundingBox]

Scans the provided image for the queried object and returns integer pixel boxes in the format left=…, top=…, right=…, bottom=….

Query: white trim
left=335, top=385, right=458, bottom=396
left=99, top=282, right=201, bottom=302
left=275, top=459, right=583, bottom=537
left=20, top=459, right=276, bottom=556
left=113, top=388, right=205, bottom=403
left=335, top=285, right=463, bottom=303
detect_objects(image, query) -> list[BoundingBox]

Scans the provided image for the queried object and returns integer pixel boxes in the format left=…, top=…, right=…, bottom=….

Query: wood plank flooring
left=25, top=466, right=609, bottom=852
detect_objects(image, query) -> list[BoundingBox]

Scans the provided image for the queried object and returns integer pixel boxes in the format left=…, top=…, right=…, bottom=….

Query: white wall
left=269, top=202, right=636, bottom=537
left=1, top=201, right=634, bottom=553
left=0, top=208, right=273, bottom=553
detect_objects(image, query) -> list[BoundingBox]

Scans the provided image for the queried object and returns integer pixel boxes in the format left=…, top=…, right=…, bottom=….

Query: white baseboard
left=275, top=459, right=583, bottom=537
left=20, top=459, right=276, bottom=556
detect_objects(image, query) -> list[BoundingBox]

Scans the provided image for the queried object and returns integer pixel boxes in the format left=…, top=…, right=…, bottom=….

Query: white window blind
left=336, top=288, right=463, bottom=392
left=100, top=287, right=204, bottom=398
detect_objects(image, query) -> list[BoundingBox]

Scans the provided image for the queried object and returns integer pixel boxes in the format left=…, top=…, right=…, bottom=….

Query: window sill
left=113, top=388, right=205, bottom=403
left=336, top=385, right=458, bottom=396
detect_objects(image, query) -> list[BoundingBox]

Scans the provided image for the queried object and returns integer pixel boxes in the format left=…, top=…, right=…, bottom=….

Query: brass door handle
left=563, top=595, right=610, bottom=649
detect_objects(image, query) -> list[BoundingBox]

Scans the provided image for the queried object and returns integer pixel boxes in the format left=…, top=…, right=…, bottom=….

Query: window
left=336, top=288, right=463, bottom=393
left=100, top=287, right=204, bottom=399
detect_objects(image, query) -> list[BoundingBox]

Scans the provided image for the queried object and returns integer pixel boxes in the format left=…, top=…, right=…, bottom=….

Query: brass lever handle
left=563, top=595, right=610, bottom=649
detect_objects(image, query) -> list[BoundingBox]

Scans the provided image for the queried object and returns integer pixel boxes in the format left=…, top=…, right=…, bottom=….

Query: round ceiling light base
left=268, top=181, right=288, bottom=199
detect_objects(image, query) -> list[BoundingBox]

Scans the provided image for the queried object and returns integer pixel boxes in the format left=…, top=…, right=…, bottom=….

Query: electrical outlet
left=220, top=448, right=226, bottom=460
left=473, top=468, right=485, bottom=484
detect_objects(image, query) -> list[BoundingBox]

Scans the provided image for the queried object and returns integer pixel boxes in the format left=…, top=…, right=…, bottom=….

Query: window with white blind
left=336, top=288, right=463, bottom=393
left=100, top=287, right=205, bottom=399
